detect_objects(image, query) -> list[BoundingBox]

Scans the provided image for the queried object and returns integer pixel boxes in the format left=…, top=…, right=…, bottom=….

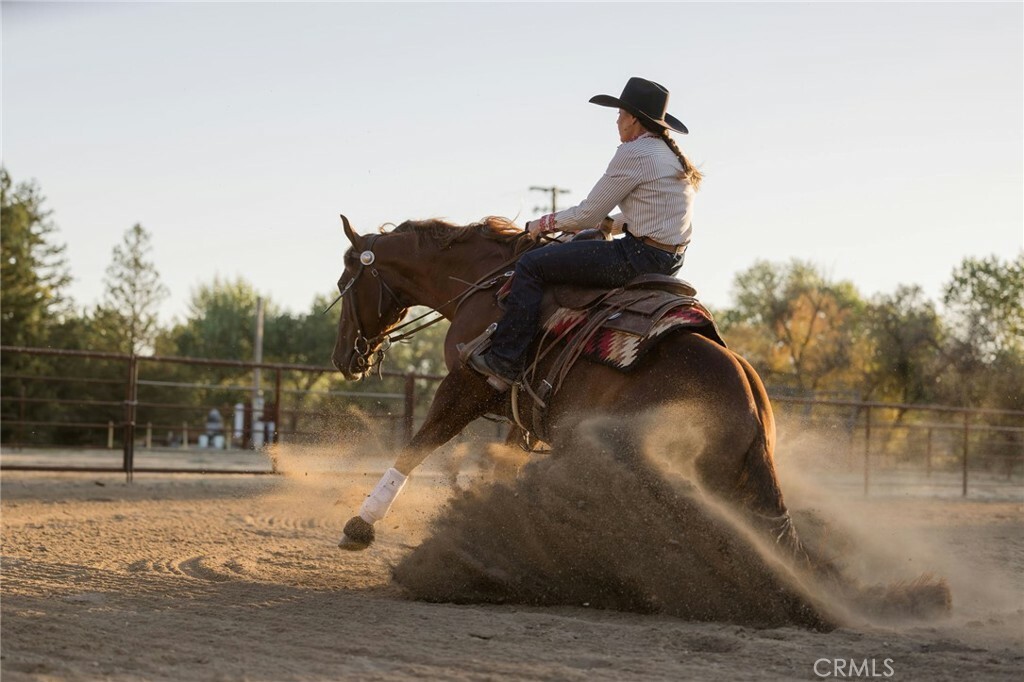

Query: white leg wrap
left=358, top=468, right=408, bottom=524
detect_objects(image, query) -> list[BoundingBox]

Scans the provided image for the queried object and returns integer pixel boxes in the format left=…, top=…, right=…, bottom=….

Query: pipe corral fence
left=769, top=396, right=1023, bottom=498
left=2, top=345, right=1022, bottom=496
left=0, top=345, right=463, bottom=479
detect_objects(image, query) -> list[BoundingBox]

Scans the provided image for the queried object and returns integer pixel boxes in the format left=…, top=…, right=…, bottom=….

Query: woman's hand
left=527, top=214, right=556, bottom=240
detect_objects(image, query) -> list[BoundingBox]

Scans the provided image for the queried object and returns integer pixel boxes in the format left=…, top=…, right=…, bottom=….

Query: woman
left=469, top=76, right=703, bottom=390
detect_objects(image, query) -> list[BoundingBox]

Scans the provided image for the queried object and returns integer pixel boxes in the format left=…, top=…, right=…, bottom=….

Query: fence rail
left=771, top=396, right=1024, bottom=496
left=2, top=345, right=1022, bottom=496
left=1, top=345, right=442, bottom=480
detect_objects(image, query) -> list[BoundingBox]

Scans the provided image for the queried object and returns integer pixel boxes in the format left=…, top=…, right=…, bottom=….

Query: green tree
left=722, top=259, right=868, bottom=395
left=99, top=223, right=169, bottom=354
left=0, top=170, right=75, bottom=444
left=938, top=254, right=1024, bottom=410
left=264, top=293, right=339, bottom=368
left=0, top=168, right=72, bottom=348
left=863, top=285, right=943, bottom=404
left=942, top=254, right=1024, bottom=361
left=160, top=276, right=263, bottom=360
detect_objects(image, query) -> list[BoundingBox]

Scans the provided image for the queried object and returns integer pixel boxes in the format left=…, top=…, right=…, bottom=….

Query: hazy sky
left=3, top=1, right=1022, bottom=323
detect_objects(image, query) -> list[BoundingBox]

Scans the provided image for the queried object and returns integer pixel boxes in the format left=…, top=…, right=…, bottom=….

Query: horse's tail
left=845, top=574, right=953, bottom=621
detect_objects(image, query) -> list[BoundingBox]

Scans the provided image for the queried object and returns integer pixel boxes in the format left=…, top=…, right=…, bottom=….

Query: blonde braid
left=659, top=130, right=703, bottom=191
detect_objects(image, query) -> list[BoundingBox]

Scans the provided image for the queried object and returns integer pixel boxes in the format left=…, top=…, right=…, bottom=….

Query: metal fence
left=0, top=345, right=445, bottom=479
left=772, top=396, right=1024, bottom=497
left=2, top=345, right=1022, bottom=496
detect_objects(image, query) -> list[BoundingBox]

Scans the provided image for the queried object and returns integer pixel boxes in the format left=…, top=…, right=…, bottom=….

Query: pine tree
left=101, top=223, right=169, bottom=354
left=0, top=168, right=72, bottom=348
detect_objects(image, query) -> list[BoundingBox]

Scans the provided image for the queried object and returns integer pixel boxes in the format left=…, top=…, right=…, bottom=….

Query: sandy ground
left=2, top=443, right=1023, bottom=681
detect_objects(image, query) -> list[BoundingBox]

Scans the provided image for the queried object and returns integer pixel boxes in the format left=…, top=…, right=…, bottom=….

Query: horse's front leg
left=339, top=368, right=504, bottom=550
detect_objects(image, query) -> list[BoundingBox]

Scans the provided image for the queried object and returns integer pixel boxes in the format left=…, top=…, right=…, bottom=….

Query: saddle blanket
left=542, top=302, right=724, bottom=371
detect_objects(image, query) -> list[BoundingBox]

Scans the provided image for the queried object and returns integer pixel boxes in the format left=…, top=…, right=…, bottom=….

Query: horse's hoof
left=338, top=535, right=371, bottom=551
left=338, top=516, right=374, bottom=551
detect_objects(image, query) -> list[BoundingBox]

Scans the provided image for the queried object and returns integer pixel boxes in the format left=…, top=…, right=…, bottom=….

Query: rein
left=328, top=232, right=529, bottom=377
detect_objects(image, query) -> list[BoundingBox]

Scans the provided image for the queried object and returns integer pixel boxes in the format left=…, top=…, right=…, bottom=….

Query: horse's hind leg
left=339, top=369, right=504, bottom=550
left=726, top=353, right=840, bottom=576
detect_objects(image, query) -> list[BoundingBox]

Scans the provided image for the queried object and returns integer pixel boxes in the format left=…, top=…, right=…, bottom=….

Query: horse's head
left=331, top=215, right=411, bottom=379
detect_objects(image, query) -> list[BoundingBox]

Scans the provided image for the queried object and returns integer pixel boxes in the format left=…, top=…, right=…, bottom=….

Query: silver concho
left=359, top=251, right=375, bottom=266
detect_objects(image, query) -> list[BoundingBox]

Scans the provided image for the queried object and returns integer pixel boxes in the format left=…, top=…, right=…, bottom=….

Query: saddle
left=551, top=273, right=697, bottom=309
left=474, top=273, right=725, bottom=446
left=542, top=274, right=702, bottom=340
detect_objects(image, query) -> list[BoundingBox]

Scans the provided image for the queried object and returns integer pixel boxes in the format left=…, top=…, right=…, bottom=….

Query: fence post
left=18, top=384, right=26, bottom=449
left=108, top=421, right=115, bottom=449
left=1008, top=433, right=1017, bottom=481
left=146, top=422, right=152, bottom=449
left=926, top=427, right=933, bottom=478
left=863, top=405, right=871, bottom=497
left=182, top=422, right=189, bottom=448
left=403, top=373, right=416, bottom=444
left=122, top=354, right=138, bottom=483
left=273, top=367, right=282, bottom=444
left=962, top=411, right=970, bottom=497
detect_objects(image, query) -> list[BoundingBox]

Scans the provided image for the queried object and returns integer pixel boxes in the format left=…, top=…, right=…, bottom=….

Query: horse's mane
left=384, top=217, right=534, bottom=255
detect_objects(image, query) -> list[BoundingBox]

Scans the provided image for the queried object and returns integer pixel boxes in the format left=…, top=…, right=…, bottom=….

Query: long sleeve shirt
left=548, top=134, right=695, bottom=246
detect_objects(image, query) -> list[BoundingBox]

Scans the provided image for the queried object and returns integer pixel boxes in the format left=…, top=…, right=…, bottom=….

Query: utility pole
left=252, top=297, right=264, bottom=398
left=530, top=185, right=571, bottom=214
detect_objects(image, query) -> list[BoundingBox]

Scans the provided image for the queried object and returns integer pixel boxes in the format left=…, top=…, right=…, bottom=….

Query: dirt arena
left=2, top=433, right=1022, bottom=681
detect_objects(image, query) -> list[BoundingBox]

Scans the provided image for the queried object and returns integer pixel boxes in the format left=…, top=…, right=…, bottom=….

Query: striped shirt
left=547, top=134, right=694, bottom=246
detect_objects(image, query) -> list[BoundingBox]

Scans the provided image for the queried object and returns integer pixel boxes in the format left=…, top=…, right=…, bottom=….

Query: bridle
left=327, top=232, right=526, bottom=378
left=325, top=233, right=407, bottom=376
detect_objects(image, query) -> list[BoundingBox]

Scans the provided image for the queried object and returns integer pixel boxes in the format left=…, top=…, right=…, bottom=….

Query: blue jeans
left=488, top=233, right=686, bottom=375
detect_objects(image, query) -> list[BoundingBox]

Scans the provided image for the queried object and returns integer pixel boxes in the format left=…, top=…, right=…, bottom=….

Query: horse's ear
left=340, top=214, right=362, bottom=248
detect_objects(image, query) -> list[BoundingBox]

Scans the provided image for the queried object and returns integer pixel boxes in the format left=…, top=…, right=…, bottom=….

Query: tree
left=938, top=254, right=1024, bottom=410
left=942, top=255, right=1024, bottom=361
left=0, top=169, right=78, bottom=444
left=100, top=223, right=169, bottom=354
left=863, top=285, right=943, bottom=404
left=722, top=260, right=868, bottom=395
left=263, top=294, right=339, bottom=368
left=160, top=276, right=263, bottom=360
left=0, top=168, right=72, bottom=348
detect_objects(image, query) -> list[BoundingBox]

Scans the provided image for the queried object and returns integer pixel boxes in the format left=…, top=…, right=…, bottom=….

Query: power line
left=529, top=185, right=571, bottom=214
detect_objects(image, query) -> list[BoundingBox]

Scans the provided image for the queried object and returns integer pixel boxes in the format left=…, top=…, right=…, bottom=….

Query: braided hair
left=660, top=130, right=703, bottom=191
left=639, top=119, right=703, bottom=191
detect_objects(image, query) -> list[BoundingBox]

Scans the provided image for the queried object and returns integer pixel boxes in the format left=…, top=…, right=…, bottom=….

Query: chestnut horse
left=330, top=214, right=807, bottom=557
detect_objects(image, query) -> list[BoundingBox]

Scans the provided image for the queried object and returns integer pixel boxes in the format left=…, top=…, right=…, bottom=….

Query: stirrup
left=466, top=351, right=512, bottom=392
left=456, top=322, right=498, bottom=364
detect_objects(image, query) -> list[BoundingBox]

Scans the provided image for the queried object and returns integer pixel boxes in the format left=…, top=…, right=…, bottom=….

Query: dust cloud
left=275, top=405, right=962, bottom=631
left=773, top=425, right=1017, bottom=631
left=394, top=416, right=838, bottom=630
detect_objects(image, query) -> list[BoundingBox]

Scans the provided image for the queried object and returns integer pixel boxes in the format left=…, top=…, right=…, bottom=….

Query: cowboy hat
left=589, top=77, right=688, bottom=135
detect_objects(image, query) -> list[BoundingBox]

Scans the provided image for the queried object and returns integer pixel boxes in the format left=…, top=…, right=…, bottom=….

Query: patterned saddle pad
left=542, top=297, right=724, bottom=371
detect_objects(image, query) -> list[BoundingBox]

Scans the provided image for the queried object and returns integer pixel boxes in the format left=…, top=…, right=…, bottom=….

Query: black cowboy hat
left=589, top=76, right=688, bottom=135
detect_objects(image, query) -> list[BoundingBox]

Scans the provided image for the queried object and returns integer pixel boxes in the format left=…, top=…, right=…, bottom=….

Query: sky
left=2, top=1, right=1022, bottom=324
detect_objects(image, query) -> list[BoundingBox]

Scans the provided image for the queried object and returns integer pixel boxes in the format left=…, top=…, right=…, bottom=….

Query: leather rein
left=325, top=232, right=525, bottom=377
